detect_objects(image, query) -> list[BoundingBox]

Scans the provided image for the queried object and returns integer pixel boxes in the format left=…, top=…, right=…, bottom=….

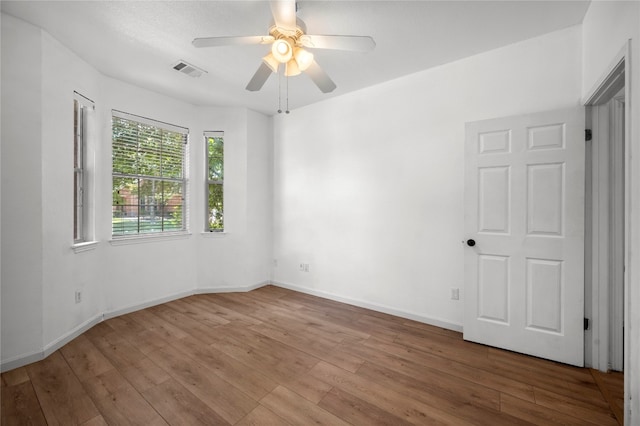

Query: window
left=112, top=111, right=188, bottom=236
left=205, top=131, right=224, bottom=231
left=73, top=92, right=94, bottom=243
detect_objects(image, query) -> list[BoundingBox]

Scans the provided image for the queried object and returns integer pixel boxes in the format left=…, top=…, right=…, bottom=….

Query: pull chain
left=277, top=66, right=282, bottom=114
left=286, top=75, right=290, bottom=114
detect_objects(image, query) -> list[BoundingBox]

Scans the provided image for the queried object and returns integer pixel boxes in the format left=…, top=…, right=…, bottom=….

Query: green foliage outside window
left=207, top=136, right=224, bottom=231
left=112, top=115, right=187, bottom=235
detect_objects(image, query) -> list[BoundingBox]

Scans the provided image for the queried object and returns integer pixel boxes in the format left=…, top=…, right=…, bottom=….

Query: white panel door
left=464, top=108, right=585, bottom=366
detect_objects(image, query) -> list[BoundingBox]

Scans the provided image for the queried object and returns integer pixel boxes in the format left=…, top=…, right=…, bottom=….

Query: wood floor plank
left=249, top=322, right=365, bottom=372
left=79, top=415, right=108, bottom=426
left=197, top=328, right=290, bottom=382
left=92, top=386, right=169, bottom=426
left=1, top=381, right=48, bottom=426
left=81, top=367, right=138, bottom=401
left=244, top=286, right=307, bottom=312
left=483, top=353, right=606, bottom=405
left=260, top=385, right=351, bottom=426
left=358, top=359, right=502, bottom=413
left=279, top=369, right=333, bottom=404
left=533, top=386, right=619, bottom=425
left=1, top=367, right=30, bottom=387
left=195, top=294, right=263, bottom=326
left=356, top=362, right=531, bottom=426
left=392, top=328, right=490, bottom=366
left=343, top=336, right=536, bottom=402
left=147, top=304, right=220, bottom=344
left=172, top=335, right=278, bottom=400
left=296, top=306, right=383, bottom=341
left=104, top=314, right=148, bottom=335
left=212, top=325, right=320, bottom=379
left=103, top=314, right=172, bottom=355
left=318, top=386, right=414, bottom=425
left=309, top=360, right=470, bottom=425
left=60, top=334, right=114, bottom=381
left=85, top=330, right=147, bottom=370
left=115, top=357, right=171, bottom=394
left=81, top=368, right=168, bottom=426
left=2, top=287, right=623, bottom=426
left=248, top=304, right=347, bottom=345
left=590, top=369, right=624, bottom=425
left=381, top=331, right=606, bottom=407
left=146, top=344, right=257, bottom=424
left=26, top=351, right=100, bottom=425
left=127, top=309, right=191, bottom=341
left=202, top=294, right=265, bottom=324
left=83, top=321, right=117, bottom=340
left=141, top=378, right=231, bottom=425
left=164, top=297, right=230, bottom=327
left=500, top=393, right=599, bottom=425
left=235, top=404, right=292, bottom=426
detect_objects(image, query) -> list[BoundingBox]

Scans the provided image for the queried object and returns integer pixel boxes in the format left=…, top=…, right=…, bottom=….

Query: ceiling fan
left=192, top=0, right=375, bottom=93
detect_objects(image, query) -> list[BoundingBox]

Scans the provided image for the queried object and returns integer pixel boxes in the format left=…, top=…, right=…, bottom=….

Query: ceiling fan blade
left=193, top=35, right=274, bottom=48
left=270, top=0, right=297, bottom=30
left=299, top=35, right=376, bottom=52
left=305, top=60, right=336, bottom=93
left=246, top=62, right=274, bottom=91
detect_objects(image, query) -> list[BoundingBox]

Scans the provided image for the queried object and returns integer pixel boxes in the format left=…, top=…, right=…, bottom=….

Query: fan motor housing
left=269, top=18, right=306, bottom=44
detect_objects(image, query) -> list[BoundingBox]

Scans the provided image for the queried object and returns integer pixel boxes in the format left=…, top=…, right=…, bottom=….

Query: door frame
left=582, top=41, right=630, bottom=420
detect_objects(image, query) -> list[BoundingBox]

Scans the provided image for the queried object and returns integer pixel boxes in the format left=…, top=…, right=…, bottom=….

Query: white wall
left=195, top=107, right=273, bottom=291
left=1, top=13, right=45, bottom=366
left=1, top=13, right=273, bottom=370
left=40, top=29, right=105, bottom=353
left=272, top=25, right=582, bottom=329
left=582, top=1, right=640, bottom=422
left=98, top=77, right=201, bottom=316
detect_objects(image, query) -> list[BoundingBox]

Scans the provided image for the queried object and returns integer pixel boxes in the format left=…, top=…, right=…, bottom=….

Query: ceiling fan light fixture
left=293, top=48, right=314, bottom=71
left=285, top=59, right=301, bottom=77
left=262, top=53, right=279, bottom=73
left=272, top=38, right=293, bottom=63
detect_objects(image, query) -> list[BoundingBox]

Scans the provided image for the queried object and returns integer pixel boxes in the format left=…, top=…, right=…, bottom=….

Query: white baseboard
left=196, top=280, right=269, bottom=295
left=43, top=313, right=104, bottom=358
left=1, top=281, right=269, bottom=373
left=270, top=280, right=463, bottom=333
left=103, top=289, right=196, bottom=320
left=1, top=312, right=103, bottom=373
left=1, top=350, right=44, bottom=374
left=2, top=280, right=460, bottom=372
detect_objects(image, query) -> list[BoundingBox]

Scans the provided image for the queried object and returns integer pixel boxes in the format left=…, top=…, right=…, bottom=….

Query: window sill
left=72, top=241, right=99, bottom=253
left=201, top=231, right=227, bottom=238
left=110, top=231, right=191, bottom=246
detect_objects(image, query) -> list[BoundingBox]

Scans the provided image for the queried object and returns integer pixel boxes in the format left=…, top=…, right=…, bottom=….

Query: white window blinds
left=112, top=110, right=189, bottom=236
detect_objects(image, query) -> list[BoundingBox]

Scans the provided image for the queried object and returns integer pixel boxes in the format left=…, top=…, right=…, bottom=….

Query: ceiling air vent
left=173, top=60, right=207, bottom=78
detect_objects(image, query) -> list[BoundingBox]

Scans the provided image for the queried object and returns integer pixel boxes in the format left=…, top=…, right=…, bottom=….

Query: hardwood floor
left=1, top=285, right=624, bottom=425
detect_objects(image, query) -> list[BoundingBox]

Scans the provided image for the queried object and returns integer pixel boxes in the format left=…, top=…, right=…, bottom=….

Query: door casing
left=582, top=41, right=631, bottom=422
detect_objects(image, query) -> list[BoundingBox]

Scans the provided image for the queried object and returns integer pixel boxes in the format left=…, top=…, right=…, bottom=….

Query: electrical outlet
left=273, top=259, right=278, bottom=267
left=451, top=288, right=460, bottom=301
left=75, top=290, right=82, bottom=304
left=299, top=263, right=310, bottom=272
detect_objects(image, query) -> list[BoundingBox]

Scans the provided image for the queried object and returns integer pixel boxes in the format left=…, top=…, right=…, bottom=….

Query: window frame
left=111, top=110, right=189, bottom=239
left=73, top=91, right=95, bottom=245
left=205, top=131, right=224, bottom=232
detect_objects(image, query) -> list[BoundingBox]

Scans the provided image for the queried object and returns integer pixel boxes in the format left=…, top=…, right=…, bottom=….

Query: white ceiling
left=2, top=1, right=590, bottom=115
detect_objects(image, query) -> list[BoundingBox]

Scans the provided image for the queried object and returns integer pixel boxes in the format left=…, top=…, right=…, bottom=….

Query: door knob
left=466, top=239, right=476, bottom=247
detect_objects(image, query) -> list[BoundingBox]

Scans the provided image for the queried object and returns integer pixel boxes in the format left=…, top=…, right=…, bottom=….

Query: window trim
left=73, top=91, right=95, bottom=246
left=111, top=110, right=189, bottom=238
left=205, top=131, right=224, bottom=233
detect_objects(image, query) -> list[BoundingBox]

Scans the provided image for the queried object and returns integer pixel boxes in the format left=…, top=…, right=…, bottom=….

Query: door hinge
left=584, top=318, right=590, bottom=330
left=585, top=129, right=592, bottom=141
